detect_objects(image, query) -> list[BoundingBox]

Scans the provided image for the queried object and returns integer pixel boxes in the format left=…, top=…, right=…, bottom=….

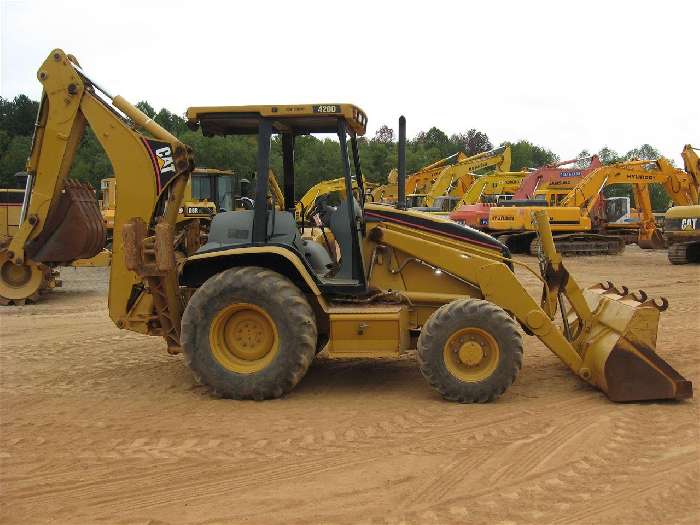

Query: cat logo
left=155, top=146, right=175, bottom=174
left=681, top=218, right=698, bottom=230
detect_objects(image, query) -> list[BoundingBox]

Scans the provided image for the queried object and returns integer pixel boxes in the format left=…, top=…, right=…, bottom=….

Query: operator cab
left=189, top=168, right=239, bottom=212
left=186, top=104, right=369, bottom=295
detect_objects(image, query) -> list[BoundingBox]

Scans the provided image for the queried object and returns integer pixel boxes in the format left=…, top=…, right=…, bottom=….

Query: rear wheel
left=181, top=266, right=317, bottom=399
left=417, top=299, right=523, bottom=403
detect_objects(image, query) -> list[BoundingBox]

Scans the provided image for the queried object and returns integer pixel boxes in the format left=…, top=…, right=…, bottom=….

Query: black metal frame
left=250, top=116, right=367, bottom=293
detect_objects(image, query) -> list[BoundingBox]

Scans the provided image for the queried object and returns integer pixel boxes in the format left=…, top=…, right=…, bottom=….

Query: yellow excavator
left=487, top=157, right=699, bottom=255
left=410, top=146, right=512, bottom=212
left=371, top=152, right=468, bottom=203
left=294, top=176, right=377, bottom=223
left=0, top=49, right=691, bottom=405
left=455, top=170, right=529, bottom=206
left=664, top=145, right=700, bottom=264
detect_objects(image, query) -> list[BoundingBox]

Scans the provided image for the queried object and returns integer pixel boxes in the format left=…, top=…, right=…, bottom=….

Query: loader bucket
left=25, top=180, right=106, bottom=264
left=570, top=282, right=692, bottom=401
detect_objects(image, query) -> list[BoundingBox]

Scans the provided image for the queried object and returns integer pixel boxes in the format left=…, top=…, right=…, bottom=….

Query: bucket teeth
left=632, top=290, right=648, bottom=302
left=641, top=296, right=669, bottom=312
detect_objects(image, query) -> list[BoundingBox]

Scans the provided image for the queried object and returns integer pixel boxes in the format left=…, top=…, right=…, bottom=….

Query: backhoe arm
left=13, top=49, right=194, bottom=349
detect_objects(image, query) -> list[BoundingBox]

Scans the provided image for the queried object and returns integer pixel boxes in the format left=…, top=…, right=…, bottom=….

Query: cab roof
left=186, top=104, right=367, bottom=137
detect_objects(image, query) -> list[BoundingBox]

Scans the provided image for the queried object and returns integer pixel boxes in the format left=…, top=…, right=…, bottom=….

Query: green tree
left=504, top=140, right=558, bottom=171
left=451, top=129, right=492, bottom=156
left=0, top=135, right=31, bottom=186
left=0, top=95, right=39, bottom=136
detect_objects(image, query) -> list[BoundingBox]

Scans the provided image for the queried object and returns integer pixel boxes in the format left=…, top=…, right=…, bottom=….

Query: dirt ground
left=0, top=247, right=698, bottom=524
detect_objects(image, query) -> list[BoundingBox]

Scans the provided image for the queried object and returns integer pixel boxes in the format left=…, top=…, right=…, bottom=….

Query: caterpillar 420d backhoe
left=2, top=49, right=691, bottom=404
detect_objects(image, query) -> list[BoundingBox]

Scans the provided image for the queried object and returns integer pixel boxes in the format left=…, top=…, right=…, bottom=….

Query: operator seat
left=326, top=197, right=363, bottom=280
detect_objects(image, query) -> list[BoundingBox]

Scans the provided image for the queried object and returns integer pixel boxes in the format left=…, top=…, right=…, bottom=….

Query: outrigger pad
left=25, top=180, right=106, bottom=264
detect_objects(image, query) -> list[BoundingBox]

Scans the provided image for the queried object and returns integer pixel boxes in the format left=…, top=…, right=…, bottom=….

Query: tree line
left=0, top=94, right=670, bottom=208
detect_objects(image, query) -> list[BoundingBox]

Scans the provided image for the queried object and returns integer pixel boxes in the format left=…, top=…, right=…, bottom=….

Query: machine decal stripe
left=141, top=138, right=162, bottom=193
left=364, top=210, right=501, bottom=250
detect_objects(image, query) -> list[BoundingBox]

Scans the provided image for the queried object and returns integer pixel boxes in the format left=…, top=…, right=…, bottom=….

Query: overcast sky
left=1, top=0, right=697, bottom=164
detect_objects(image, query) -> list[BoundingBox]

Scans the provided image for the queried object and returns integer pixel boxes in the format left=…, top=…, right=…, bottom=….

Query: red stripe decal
left=141, top=138, right=161, bottom=193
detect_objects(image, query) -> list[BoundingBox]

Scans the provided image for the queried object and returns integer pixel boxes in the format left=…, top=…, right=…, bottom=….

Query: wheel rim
left=0, top=254, right=44, bottom=301
left=209, top=303, right=279, bottom=374
left=443, top=327, right=500, bottom=382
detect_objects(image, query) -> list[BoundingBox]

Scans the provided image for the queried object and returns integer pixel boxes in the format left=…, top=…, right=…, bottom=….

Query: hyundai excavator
left=450, top=156, right=600, bottom=227
left=664, top=145, right=700, bottom=264
left=0, top=49, right=691, bottom=405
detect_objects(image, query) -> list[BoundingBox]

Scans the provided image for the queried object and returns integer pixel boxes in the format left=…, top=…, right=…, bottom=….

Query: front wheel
left=417, top=299, right=523, bottom=403
left=181, top=266, right=317, bottom=399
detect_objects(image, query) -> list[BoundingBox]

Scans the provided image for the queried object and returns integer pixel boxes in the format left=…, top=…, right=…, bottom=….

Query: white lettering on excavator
left=155, top=146, right=175, bottom=174
left=681, top=218, right=698, bottom=230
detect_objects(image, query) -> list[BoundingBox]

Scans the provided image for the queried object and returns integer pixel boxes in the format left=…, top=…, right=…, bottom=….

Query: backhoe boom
left=3, top=49, right=194, bottom=347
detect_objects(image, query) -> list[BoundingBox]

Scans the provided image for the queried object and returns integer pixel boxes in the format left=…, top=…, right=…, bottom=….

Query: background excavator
left=664, top=145, right=700, bottom=264
left=0, top=49, right=691, bottom=405
left=450, top=156, right=600, bottom=227
left=453, top=170, right=529, bottom=206
left=479, top=156, right=698, bottom=255
left=407, top=146, right=512, bottom=212
left=294, top=175, right=377, bottom=223
left=370, top=153, right=461, bottom=203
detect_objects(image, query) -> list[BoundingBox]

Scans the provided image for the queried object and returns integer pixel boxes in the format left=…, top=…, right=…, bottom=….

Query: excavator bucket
left=24, top=180, right=106, bottom=264
left=637, top=228, right=667, bottom=249
left=569, top=282, right=692, bottom=401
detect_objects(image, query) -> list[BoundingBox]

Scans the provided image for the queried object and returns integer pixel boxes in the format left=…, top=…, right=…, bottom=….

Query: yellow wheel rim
left=0, top=253, right=44, bottom=301
left=209, top=303, right=280, bottom=374
left=443, top=327, right=500, bottom=382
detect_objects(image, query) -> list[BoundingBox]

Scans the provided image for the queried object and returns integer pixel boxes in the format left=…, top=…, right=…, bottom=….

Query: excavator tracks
left=529, top=234, right=625, bottom=257
left=668, top=242, right=700, bottom=264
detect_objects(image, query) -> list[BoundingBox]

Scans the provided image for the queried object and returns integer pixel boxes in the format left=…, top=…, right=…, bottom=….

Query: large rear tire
left=181, top=266, right=317, bottom=399
left=417, top=299, right=523, bottom=403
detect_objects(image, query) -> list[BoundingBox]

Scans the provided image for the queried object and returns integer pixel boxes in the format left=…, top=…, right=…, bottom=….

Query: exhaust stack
left=397, top=116, right=406, bottom=210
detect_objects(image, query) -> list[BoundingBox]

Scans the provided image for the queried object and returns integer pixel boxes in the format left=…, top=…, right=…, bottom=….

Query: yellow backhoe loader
left=487, top=158, right=699, bottom=255
left=1, top=49, right=691, bottom=405
left=98, top=169, right=241, bottom=244
left=664, top=145, right=700, bottom=264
